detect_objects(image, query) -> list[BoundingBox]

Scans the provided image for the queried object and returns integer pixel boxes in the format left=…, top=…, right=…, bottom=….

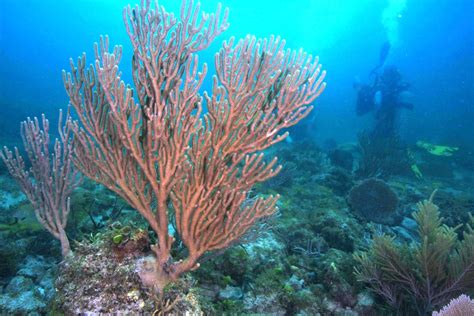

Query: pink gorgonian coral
left=63, top=0, right=326, bottom=292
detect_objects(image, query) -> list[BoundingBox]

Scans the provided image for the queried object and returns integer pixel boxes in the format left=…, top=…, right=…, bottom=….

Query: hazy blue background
left=1, top=0, right=473, bottom=149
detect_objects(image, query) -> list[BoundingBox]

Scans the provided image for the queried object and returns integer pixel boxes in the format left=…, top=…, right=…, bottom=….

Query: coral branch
left=0, top=111, right=80, bottom=257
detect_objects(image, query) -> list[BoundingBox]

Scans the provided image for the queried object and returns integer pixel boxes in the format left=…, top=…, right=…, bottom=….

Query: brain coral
left=347, top=178, right=399, bottom=224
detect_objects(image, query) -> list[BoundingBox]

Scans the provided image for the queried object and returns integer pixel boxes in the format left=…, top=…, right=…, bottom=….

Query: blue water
left=0, top=0, right=473, bottom=314
left=1, top=0, right=472, bottom=146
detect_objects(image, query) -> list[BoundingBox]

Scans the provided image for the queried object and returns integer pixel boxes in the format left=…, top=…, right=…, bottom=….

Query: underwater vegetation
left=0, top=0, right=473, bottom=314
left=356, top=132, right=412, bottom=179
left=355, top=191, right=474, bottom=315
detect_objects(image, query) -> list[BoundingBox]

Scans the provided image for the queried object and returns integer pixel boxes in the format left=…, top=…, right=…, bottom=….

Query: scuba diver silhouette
left=354, top=42, right=414, bottom=139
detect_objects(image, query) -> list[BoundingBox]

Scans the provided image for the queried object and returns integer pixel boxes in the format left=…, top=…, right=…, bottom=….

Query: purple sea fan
left=347, top=178, right=398, bottom=224
left=432, top=294, right=474, bottom=316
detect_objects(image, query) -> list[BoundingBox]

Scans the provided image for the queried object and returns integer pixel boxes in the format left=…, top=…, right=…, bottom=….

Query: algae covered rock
left=54, top=234, right=200, bottom=314
left=0, top=275, right=47, bottom=314
left=0, top=255, right=57, bottom=314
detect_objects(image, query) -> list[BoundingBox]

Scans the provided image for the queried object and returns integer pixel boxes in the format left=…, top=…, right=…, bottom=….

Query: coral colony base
left=0, top=0, right=473, bottom=314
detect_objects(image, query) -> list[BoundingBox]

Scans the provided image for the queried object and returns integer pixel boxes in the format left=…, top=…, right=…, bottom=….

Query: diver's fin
left=370, top=41, right=391, bottom=75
